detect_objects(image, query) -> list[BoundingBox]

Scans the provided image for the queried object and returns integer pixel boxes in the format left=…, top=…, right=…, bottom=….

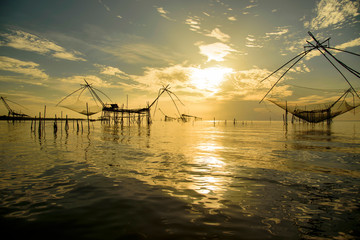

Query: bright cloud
left=224, top=68, right=293, bottom=101
left=266, top=27, right=288, bottom=37
left=156, top=7, right=174, bottom=21
left=95, top=64, right=130, bottom=79
left=190, top=67, right=233, bottom=93
left=306, top=37, right=360, bottom=60
left=197, top=42, right=237, bottom=62
left=132, top=64, right=191, bottom=88
left=0, top=30, right=86, bottom=61
left=206, top=28, right=230, bottom=42
left=246, top=35, right=263, bottom=48
left=307, top=0, right=359, bottom=30
left=335, top=37, right=360, bottom=49
left=0, top=56, right=48, bottom=79
left=185, top=17, right=201, bottom=32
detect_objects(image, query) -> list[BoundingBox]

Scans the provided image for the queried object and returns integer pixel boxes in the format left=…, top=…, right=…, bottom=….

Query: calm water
left=0, top=120, right=359, bottom=239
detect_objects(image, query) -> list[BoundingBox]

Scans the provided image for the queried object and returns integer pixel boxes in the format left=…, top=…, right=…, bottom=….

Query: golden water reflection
left=171, top=133, right=232, bottom=209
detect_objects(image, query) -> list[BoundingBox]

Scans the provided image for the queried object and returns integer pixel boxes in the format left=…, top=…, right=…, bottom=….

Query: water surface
left=1, top=120, right=359, bottom=239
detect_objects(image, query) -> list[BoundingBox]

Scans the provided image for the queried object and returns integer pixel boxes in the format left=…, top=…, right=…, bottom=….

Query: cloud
left=0, top=30, right=86, bottom=61
left=95, top=64, right=130, bottom=79
left=228, top=16, right=237, bottom=21
left=131, top=64, right=191, bottom=89
left=306, top=0, right=359, bottom=30
left=265, top=27, right=288, bottom=37
left=156, top=7, right=175, bottom=21
left=185, top=17, right=201, bottom=32
left=335, top=37, right=360, bottom=49
left=245, top=35, right=263, bottom=48
left=196, top=42, right=238, bottom=62
left=0, top=56, right=48, bottom=79
left=306, top=37, right=360, bottom=60
left=244, top=4, right=257, bottom=9
left=217, top=68, right=293, bottom=101
left=205, top=28, right=230, bottom=42
left=203, top=12, right=210, bottom=17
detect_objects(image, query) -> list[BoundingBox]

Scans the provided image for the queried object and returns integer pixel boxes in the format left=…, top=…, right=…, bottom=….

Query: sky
left=0, top=0, right=360, bottom=120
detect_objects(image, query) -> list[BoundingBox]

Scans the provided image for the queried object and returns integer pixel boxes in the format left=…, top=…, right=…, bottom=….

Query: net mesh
left=260, top=32, right=360, bottom=123
left=59, top=100, right=102, bottom=116
left=268, top=90, right=360, bottom=123
left=56, top=83, right=108, bottom=116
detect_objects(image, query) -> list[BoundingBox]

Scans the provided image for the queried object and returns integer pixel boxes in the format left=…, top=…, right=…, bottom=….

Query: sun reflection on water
left=185, top=138, right=232, bottom=209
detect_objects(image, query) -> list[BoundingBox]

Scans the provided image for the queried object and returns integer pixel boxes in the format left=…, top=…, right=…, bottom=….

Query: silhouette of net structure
left=268, top=88, right=359, bottom=123
left=56, top=80, right=112, bottom=116
left=1, top=96, right=29, bottom=118
left=260, top=32, right=360, bottom=123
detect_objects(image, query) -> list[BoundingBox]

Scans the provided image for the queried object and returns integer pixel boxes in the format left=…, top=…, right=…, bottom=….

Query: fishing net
left=59, top=100, right=102, bottom=116
left=56, top=80, right=112, bottom=116
left=268, top=89, right=360, bottom=123
left=260, top=32, right=360, bottom=123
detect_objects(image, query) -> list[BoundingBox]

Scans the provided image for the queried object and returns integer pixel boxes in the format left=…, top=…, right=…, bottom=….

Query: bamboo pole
left=54, top=114, right=57, bottom=134
left=65, top=115, right=69, bottom=131
left=86, top=103, right=90, bottom=131
left=38, top=112, right=42, bottom=137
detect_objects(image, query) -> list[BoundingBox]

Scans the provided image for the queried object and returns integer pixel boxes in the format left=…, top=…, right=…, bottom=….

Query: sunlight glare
left=190, top=67, right=233, bottom=93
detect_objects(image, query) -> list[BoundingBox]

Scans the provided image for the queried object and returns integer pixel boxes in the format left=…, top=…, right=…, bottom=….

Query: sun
left=190, top=67, right=233, bottom=93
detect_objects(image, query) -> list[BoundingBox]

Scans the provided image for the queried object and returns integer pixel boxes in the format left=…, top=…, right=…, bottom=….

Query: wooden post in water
left=54, top=114, right=57, bottom=134
left=285, top=101, right=288, bottom=126
left=38, top=112, right=42, bottom=137
left=43, top=105, right=46, bottom=128
left=121, top=111, right=124, bottom=127
left=86, top=103, right=90, bottom=131
left=34, top=116, right=36, bottom=132
left=61, top=111, right=63, bottom=134
left=65, top=115, right=69, bottom=131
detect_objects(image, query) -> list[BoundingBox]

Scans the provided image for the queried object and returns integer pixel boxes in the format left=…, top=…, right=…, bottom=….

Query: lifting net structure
left=56, top=80, right=112, bottom=116
left=268, top=88, right=359, bottom=123
left=260, top=32, right=360, bottom=123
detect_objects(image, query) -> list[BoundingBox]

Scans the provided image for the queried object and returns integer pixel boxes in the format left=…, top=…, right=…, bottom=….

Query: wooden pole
left=38, top=112, right=42, bottom=137
left=285, top=101, right=288, bottom=126
left=65, top=115, right=69, bottom=131
left=54, top=114, right=57, bottom=134
left=86, top=102, right=90, bottom=131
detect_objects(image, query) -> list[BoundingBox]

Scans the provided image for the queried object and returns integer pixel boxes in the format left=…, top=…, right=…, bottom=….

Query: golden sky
left=0, top=0, right=359, bottom=120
